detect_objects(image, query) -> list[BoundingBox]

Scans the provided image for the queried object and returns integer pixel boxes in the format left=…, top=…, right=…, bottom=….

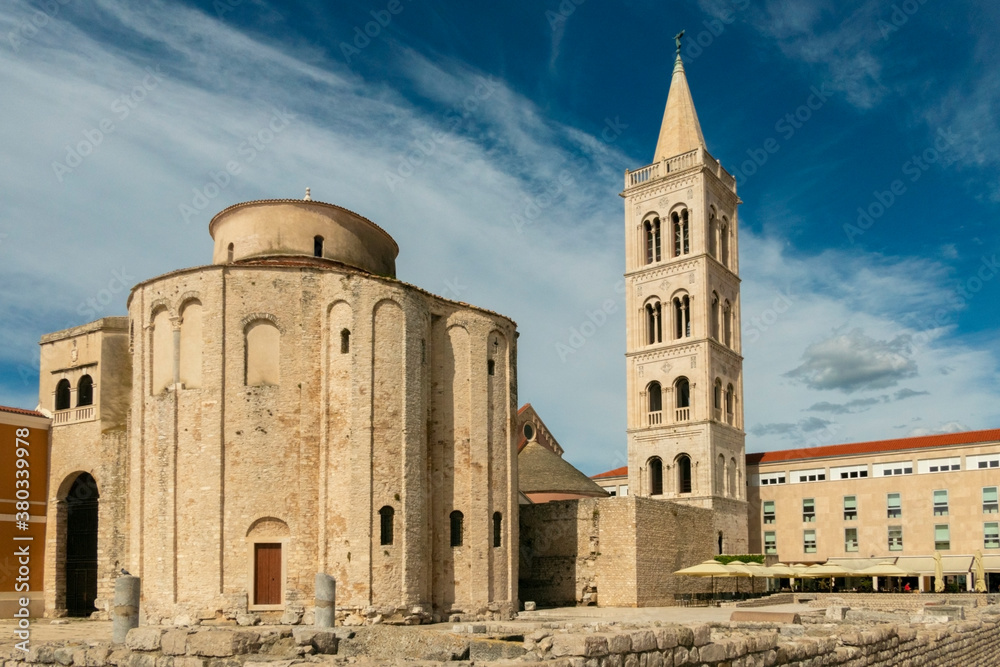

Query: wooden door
left=254, top=543, right=281, bottom=605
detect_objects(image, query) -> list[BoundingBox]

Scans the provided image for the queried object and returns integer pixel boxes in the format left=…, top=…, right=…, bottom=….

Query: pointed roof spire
left=653, top=32, right=706, bottom=163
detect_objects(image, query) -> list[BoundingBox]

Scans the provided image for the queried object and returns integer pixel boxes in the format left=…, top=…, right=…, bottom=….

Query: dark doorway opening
left=65, top=473, right=99, bottom=617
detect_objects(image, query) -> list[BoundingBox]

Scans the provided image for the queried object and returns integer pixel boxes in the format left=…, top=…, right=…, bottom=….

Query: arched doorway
left=65, top=473, right=99, bottom=617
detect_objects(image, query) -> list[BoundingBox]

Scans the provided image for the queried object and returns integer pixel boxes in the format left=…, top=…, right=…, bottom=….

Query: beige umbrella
left=858, top=560, right=913, bottom=593
left=801, top=563, right=851, bottom=592
left=673, top=559, right=737, bottom=600
left=974, top=550, right=987, bottom=593
left=934, top=552, right=945, bottom=593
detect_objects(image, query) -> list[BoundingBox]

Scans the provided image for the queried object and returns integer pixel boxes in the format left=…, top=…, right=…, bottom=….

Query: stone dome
left=209, top=199, right=399, bottom=277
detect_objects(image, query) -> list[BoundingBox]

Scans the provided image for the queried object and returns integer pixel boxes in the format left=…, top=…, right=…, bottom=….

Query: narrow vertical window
left=227, top=242, right=234, bottom=263
left=487, top=359, right=495, bottom=376
left=803, top=529, right=817, bottom=554
left=802, top=498, right=815, bottom=522
left=493, top=512, right=502, bottom=548
left=934, top=524, right=950, bottom=550
left=984, top=487, right=999, bottom=514
left=450, top=510, right=464, bottom=547
left=711, top=293, right=720, bottom=340
left=681, top=209, right=690, bottom=255
left=677, top=455, right=692, bottom=494
left=644, top=218, right=661, bottom=264
left=723, top=301, right=732, bottom=347
left=725, top=384, right=734, bottom=423
left=720, top=219, right=730, bottom=267
left=379, top=506, right=394, bottom=546
left=649, top=458, right=663, bottom=495
left=674, top=377, right=690, bottom=422
left=314, top=235, right=324, bottom=258
left=888, top=526, right=903, bottom=551
left=55, top=379, right=71, bottom=411
left=985, top=522, right=999, bottom=549
left=845, top=528, right=859, bottom=552
left=77, top=375, right=94, bottom=407
left=763, top=500, right=775, bottom=524
left=340, top=329, right=350, bottom=354
left=843, top=495, right=857, bottom=520
left=647, top=381, right=662, bottom=426
left=713, top=379, right=722, bottom=417
left=764, top=531, right=776, bottom=555
left=708, top=213, right=717, bottom=258
left=933, top=489, right=949, bottom=516
left=672, top=295, right=691, bottom=339
left=887, top=493, right=902, bottom=518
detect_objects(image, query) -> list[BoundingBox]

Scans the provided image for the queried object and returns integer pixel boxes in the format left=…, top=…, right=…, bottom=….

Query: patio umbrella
left=800, top=563, right=851, bottom=592
left=934, top=552, right=945, bottom=593
left=673, top=559, right=738, bottom=598
left=857, top=560, right=913, bottom=592
left=974, top=550, right=987, bottom=593
left=724, top=560, right=756, bottom=594
left=767, top=563, right=800, bottom=591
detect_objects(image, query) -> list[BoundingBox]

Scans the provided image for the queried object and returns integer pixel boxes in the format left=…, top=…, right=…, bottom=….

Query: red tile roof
left=746, top=428, right=1000, bottom=465
left=0, top=405, right=47, bottom=419
left=591, top=465, right=628, bottom=480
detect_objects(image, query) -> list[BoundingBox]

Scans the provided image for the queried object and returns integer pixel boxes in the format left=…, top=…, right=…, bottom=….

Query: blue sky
left=1, top=0, right=998, bottom=475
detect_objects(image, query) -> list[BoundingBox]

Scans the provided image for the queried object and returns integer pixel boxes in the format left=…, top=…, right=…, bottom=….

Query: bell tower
left=622, top=39, right=748, bottom=551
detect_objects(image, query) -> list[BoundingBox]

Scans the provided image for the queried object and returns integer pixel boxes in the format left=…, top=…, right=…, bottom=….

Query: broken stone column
left=112, top=575, right=140, bottom=643
left=315, top=573, right=336, bottom=627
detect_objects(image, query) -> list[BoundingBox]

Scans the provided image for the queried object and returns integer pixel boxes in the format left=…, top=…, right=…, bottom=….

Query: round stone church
left=40, top=196, right=518, bottom=624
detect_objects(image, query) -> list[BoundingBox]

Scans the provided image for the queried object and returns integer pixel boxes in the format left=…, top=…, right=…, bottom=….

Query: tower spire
left=652, top=34, right=706, bottom=163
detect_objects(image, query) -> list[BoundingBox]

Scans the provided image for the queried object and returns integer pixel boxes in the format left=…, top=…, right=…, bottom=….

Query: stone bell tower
left=622, top=39, right=748, bottom=552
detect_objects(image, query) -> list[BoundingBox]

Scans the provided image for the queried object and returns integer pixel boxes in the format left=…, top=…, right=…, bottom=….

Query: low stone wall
left=734, top=592, right=796, bottom=608
left=804, top=592, right=989, bottom=613
left=522, top=618, right=1000, bottom=666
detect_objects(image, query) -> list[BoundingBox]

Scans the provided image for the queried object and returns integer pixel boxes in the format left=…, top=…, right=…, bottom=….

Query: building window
left=803, top=529, right=816, bottom=554
left=976, top=458, right=1000, bottom=469
left=648, top=458, right=663, bottom=495
left=725, top=384, right=734, bottom=424
left=934, top=524, right=950, bottom=551
left=723, top=300, right=732, bottom=347
left=378, top=506, right=394, bottom=546
left=674, top=377, right=690, bottom=422
left=55, top=379, right=71, bottom=411
left=845, top=528, right=859, bottom=552
left=887, top=493, right=902, bottom=519
left=843, top=496, right=857, bottom=521
left=985, top=523, right=1000, bottom=549
left=673, top=295, right=691, bottom=339
left=802, top=498, right=815, bottom=523
left=644, top=217, right=661, bottom=264
left=759, top=473, right=786, bottom=486
left=450, top=511, right=464, bottom=547
left=764, top=531, right=777, bottom=555
left=888, top=526, right=903, bottom=551
left=77, top=375, right=94, bottom=407
left=672, top=209, right=690, bottom=257
left=713, top=379, right=722, bottom=416
left=763, top=500, right=775, bottom=524
left=314, top=235, right=324, bottom=257
left=245, top=319, right=280, bottom=386
left=646, top=381, right=662, bottom=426
left=984, top=487, right=998, bottom=514
left=227, top=242, right=234, bottom=263
left=711, top=293, right=720, bottom=340
left=677, top=455, right=692, bottom=494
left=340, top=329, right=350, bottom=354
left=645, top=301, right=663, bottom=344
left=933, top=490, right=949, bottom=517
left=720, top=219, right=730, bottom=267
left=493, top=512, right=502, bottom=548
left=708, top=212, right=718, bottom=258
left=487, top=359, right=495, bottom=376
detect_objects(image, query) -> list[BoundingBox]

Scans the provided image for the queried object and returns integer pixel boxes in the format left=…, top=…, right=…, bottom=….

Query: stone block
left=186, top=630, right=260, bottom=657
left=672, top=646, right=688, bottom=665
left=160, top=630, right=188, bottom=656
left=468, top=639, right=527, bottom=661
left=53, top=648, right=75, bottom=666
left=825, top=605, right=848, bottom=620
left=675, top=626, right=694, bottom=647
left=125, top=628, right=165, bottom=652
left=125, top=654, right=155, bottom=667
left=630, top=630, right=657, bottom=652
left=690, top=624, right=710, bottom=647
left=26, top=647, right=56, bottom=664
left=169, top=660, right=204, bottom=667
left=779, top=624, right=805, bottom=637
left=696, top=643, right=727, bottom=663
left=235, top=613, right=260, bottom=627
left=290, top=628, right=338, bottom=655
left=608, top=634, right=631, bottom=654
left=730, top=611, right=800, bottom=624
left=655, top=627, right=678, bottom=650
left=524, top=601, right=537, bottom=611
left=549, top=635, right=608, bottom=658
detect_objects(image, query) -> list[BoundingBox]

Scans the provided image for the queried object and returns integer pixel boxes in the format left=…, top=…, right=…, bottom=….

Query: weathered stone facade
left=39, top=198, right=519, bottom=623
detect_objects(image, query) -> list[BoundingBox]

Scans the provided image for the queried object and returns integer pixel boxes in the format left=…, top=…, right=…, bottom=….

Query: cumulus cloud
left=784, top=329, right=917, bottom=393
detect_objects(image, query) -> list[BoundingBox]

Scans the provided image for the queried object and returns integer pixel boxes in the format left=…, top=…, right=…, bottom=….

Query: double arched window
left=672, top=295, right=690, bottom=339
left=644, top=217, right=662, bottom=264
left=720, top=217, right=730, bottom=267
left=671, top=209, right=690, bottom=257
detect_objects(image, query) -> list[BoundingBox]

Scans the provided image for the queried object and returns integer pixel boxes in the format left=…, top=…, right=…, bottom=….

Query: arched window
left=55, top=379, right=71, bottom=411
left=227, top=243, right=234, bottom=263
left=493, top=512, right=502, bottom=548
left=675, top=377, right=690, bottom=421
left=728, top=457, right=737, bottom=498
left=245, top=319, right=280, bottom=386
left=711, top=292, right=720, bottom=340
left=723, top=300, right=733, bottom=347
left=340, top=329, right=350, bottom=354
left=151, top=307, right=173, bottom=395
left=677, top=455, right=692, bottom=494
left=708, top=211, right=717, bottom=258
left=487, top=359, right=495, bottom=376
left=450, top=510, right=464, bottom=547
left=649, top=458, right=663, bottom=495
left=314, top=236, right=324, bottom=258
left=647, top=381, right=662, bottom=426
left=379, top=506, right=394, bottom=546
left=720, top=218, right=730, bottom=267
left=726, top=384, right=735, bottom=425
left=717, top=454, right=726, bottom=495
left=645, top=301, right=662, bottom=345
left=673, top=295, right=690, bottom=339
left=718, top=531, right=724, bottom=555
left=713, top=379, right=723, bottom=419
left=77, top=375, right=93, bottom=407
left=672, top=209, right=690, bottom=257
left=644, top=217, right=661, bottom=264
